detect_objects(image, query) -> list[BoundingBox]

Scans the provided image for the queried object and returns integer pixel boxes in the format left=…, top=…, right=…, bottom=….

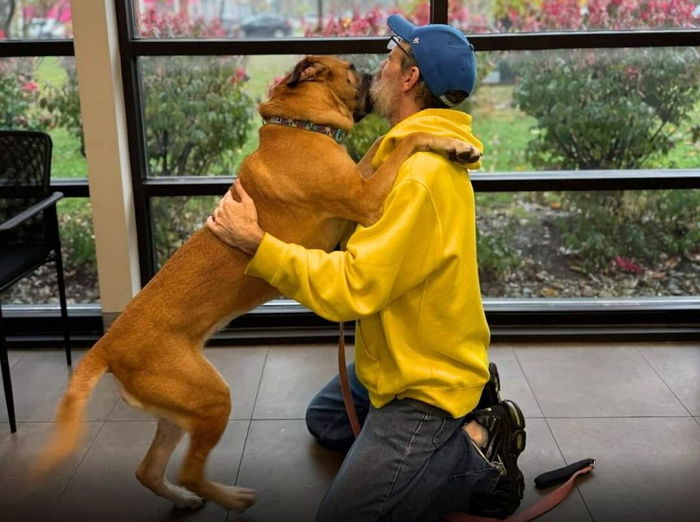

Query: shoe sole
left=489, top=362, right=501, bottom=399
left=503, top=399, right=526, bottom=503
left=503, top=399, right=526, bottom=455
left=475, top=362, right=502, bottom=411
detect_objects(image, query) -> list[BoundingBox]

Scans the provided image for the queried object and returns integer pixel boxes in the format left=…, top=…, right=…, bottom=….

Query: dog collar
left=263, top=116, right=347, bottom=144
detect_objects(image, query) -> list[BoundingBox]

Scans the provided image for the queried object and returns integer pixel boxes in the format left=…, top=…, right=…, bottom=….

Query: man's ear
left=287, top=57, right=328, bottom=87
left=401, top=65, right=421, bottom=92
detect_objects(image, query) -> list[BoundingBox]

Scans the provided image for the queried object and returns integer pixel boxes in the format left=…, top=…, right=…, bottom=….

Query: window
left=1, top=13, right=98, bottom=306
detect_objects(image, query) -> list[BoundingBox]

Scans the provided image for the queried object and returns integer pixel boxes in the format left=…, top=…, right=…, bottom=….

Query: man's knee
left=304, top=402, right=329, bottom=440
left=306, top=405, right=356, bottom=453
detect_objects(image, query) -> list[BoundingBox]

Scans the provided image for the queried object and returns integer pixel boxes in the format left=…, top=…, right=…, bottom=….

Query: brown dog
left=36, top=55, right=481, bottom=512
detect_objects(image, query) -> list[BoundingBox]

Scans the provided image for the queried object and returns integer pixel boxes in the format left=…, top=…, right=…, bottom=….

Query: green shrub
left=346, top=113, right=391, bottom=162
left=141, top=55, right=255, bottom=176
left=58, top=199, right=97, bottom=273
left=477, top=226, right=520, bottom=280
left=0, top=57, right=48, bottom=129
left=557, top=190, right=700, bottom=271
left=151, top=196, right=218, bottom=268
left=512, top=47, right=700, bottom=170
left=40, top=58, right=84, bottom=155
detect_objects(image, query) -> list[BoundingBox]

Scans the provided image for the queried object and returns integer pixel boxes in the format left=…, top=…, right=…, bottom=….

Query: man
left=207, top=15, right=525, bottom=522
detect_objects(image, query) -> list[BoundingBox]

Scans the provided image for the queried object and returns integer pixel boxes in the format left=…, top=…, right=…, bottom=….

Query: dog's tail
left=34, top=345, right=109, bottom=476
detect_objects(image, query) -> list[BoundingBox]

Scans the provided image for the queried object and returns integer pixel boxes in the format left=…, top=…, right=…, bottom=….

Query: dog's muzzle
left=353, top=72, right=374, bottom=122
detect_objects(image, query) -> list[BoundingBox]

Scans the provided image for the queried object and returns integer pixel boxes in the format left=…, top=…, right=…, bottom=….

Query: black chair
left=0, top=130, right=71, bottom=433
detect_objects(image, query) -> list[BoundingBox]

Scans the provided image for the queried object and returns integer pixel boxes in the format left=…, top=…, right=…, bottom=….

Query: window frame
left=1, top=0, right=698, bottom=342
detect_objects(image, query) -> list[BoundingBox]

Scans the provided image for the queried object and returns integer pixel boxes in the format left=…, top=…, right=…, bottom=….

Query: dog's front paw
left=448, top=141, right=481, bottom=165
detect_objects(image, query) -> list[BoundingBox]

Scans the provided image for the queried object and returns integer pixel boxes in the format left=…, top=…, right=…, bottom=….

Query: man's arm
left=207, top=179, right=264, bottom=256
left=208, top=160, right=442, bottom=323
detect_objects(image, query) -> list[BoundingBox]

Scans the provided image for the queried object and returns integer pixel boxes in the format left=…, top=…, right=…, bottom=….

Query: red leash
left=337, top=324, right=594, bottom=521
left=338, top=322, right=361, bottom=437
left=443, top=462, right=594, bottom=522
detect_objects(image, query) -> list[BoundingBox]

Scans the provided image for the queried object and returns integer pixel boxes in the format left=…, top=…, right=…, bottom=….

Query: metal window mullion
left=474, top=29, right=700, bottom=50
left=0, top=40, right=74, bottom=56
left=114, top=30, right=700, bottom=58
left=120, top=37, right=391, bottom=56
left=137, top=170, right=700, bottom=198
left=431, top=0, right=449, bottom=24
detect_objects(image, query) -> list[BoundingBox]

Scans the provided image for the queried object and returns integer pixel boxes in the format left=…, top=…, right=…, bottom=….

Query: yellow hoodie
left=246, top=108, right=490, bottom=418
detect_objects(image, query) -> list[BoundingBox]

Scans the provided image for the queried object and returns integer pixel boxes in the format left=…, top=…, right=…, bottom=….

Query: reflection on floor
left=1, top=341, right=699, bottom=522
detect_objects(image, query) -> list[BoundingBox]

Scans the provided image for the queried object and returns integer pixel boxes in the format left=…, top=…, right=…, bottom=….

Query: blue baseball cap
left=387, top=14, right=477, bottom=105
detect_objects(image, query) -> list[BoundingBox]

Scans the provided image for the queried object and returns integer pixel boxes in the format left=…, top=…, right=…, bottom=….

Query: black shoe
left=476, top=362, right=501, bottom=410
left=468, top=399, right=526, bottom=519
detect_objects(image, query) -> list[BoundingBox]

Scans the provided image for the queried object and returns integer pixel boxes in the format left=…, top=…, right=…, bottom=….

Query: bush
left=557, top=190, right=700, bottom=271
left=512, top=47, right=700, bottom=170
left=0, top=57, right=50, bottom=129
left=58, top=199, right=97, bottom=275
left=142, top=55, right=255, bottom=176
left=40, top=58, right=84, bottom=155
left=152, top=196, right=219, bottom=268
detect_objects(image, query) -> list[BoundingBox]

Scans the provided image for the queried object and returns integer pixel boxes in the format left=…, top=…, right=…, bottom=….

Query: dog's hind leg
left=135, top=418, right=204, bottom=509
left=176, top=377, right=256, bottom=512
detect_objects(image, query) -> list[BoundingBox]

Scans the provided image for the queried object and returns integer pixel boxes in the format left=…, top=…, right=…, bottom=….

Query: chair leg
left=0, top=302, right=17, bottom=433
left=54, top=237, right=71, bottom=367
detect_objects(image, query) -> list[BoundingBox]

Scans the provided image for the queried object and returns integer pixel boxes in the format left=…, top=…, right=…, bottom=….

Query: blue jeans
left=306, top=363, right=499, bottom=522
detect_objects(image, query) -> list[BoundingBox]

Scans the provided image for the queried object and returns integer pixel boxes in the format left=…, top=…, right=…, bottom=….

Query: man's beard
left=370, top=73, right=398, bottom=121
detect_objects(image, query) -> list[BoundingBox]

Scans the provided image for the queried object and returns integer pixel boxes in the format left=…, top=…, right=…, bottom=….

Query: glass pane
left=477, top=190, right=700, bottom=298
left=152, top=190, right=699, bottom=300
left=151, top=195, right=220, bottom=269
left=467, top=48, right=700, bottom=172
left=0, top=56, right=87, bottom=178
left=4, top=198, right=100, bottom=304
left=140, top=54, right=387, bottom=177
left=141, top=48, right=700, bottom=176
left=0, top=0, right=73, bottom=39
left=448, top=0, right=700, bottom=33
left=131, top=0, right=422, bottom=38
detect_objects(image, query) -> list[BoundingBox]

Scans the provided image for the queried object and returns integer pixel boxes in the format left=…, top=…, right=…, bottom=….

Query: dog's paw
left=217, top=485, right=256, bottom=513
left=448, top=141, right=481, bottom=165
left=172, top=488, right=205, bottom=509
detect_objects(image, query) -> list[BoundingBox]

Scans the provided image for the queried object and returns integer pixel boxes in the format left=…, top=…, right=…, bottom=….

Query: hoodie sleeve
left=246, top=160, right=441, bottom=322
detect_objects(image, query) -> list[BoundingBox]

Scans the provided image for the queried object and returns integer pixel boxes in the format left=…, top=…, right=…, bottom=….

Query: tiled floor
left=1, top=341, right=699, bottom=522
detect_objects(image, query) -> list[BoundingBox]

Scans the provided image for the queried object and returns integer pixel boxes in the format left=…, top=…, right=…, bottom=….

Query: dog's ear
left=287, top=57, right=328, bottom=87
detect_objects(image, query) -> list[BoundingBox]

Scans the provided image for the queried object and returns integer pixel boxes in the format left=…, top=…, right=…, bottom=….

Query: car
left=239, top=13, right=292, bottom=38
left=26, top=18, right=66, bottom=39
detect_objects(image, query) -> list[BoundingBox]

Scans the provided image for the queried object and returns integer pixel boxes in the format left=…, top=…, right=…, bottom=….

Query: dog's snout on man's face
left=353, top=71, right=374, bottom=122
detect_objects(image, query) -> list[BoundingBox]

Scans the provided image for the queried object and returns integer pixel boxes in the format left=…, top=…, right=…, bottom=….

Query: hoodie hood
left=371, top=108, right=483, bottom=171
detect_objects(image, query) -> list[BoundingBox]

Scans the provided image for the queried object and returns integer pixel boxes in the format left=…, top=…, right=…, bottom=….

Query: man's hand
left=207, top=179, right=264, bottom=256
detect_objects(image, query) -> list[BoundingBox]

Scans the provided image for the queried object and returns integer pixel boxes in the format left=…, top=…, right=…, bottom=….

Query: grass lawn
left=469, top=84, right=536, bottom=173
left=34, top=56, right=87, bottom=179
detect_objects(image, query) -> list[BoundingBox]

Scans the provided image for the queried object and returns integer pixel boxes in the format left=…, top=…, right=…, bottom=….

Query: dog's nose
left=362, top=72, right=373, bottom=92
left=352, top=73, right=374, bottom=122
